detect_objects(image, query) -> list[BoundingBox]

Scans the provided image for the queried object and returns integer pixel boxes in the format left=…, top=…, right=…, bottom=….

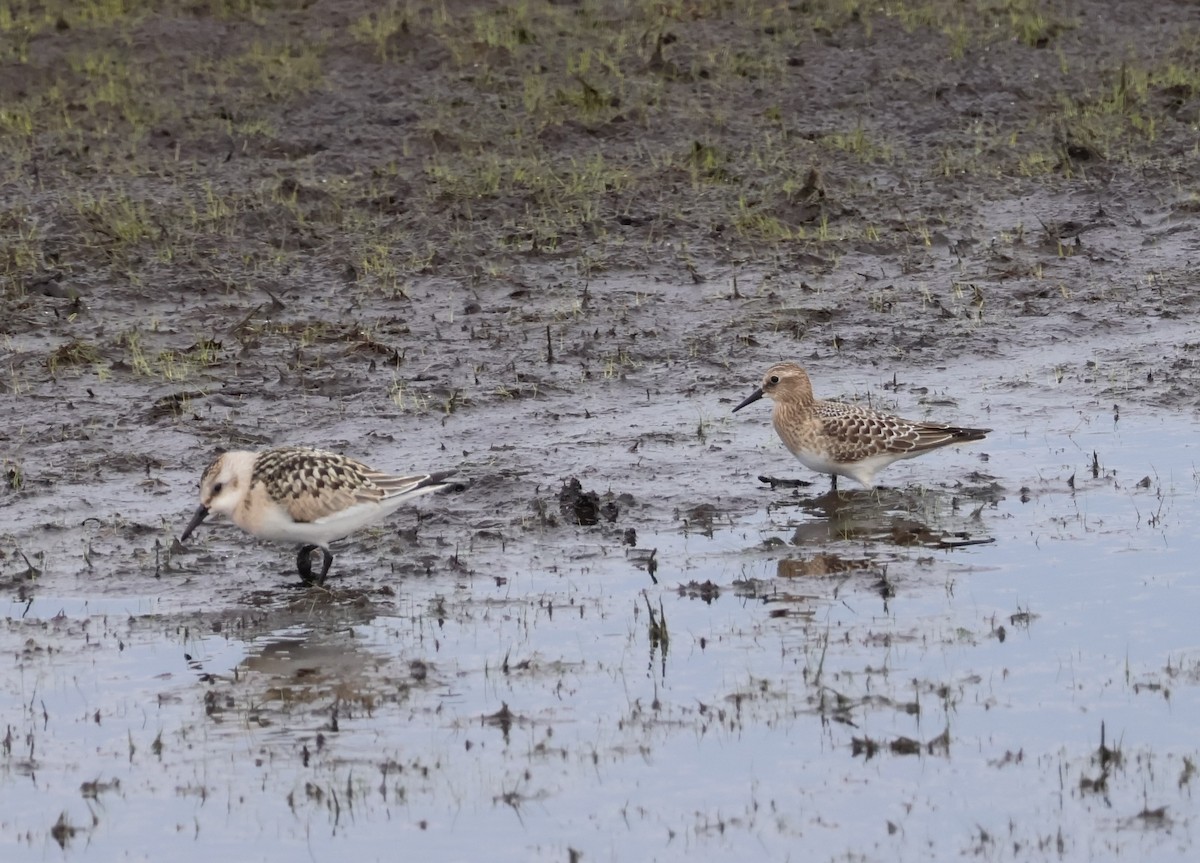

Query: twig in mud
left=937, top=534, right=995, bottom=549
left=757, top=475, right=813, bottom=490
left=627, top=547, right=657, bottom=582
left=643, top=591, right=669, bottom=655
left=812, top=626, right=829, bottom=687
left=17, top=551, right=42, bottom=580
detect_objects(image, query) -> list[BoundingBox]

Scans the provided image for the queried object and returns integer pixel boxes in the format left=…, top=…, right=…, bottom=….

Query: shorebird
left=179, top=446, right=457, bottom=583
left=732, top=362, right=989, bottom=490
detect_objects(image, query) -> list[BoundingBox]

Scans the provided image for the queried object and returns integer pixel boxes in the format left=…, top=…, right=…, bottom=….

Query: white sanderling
left=180, top=446, right=457, bottom=583
left=733, top=362, right=989, bottom=490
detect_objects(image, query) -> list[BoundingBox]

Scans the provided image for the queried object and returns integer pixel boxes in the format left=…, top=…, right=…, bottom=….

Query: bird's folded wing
left=285, top=487, right=362, bottom=523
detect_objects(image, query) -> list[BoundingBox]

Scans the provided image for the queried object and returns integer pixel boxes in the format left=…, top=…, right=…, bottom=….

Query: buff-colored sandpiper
left=180, top=446, right=457, bottom=583
left=732, top=362, right=989, bottom=490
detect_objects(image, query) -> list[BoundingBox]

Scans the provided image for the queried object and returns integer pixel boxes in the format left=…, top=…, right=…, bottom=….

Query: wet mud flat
left=5, top=0, right=1200, bottom=860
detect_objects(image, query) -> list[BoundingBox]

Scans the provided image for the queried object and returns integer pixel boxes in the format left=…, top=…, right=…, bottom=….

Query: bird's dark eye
left=769, top=375, right=780, bottom=384
left=212, top=482, right=224, bottom=494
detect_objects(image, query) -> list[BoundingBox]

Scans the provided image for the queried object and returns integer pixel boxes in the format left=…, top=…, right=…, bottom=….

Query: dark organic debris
left=1009, top=608, right=1037, bottom=628
left=851, top=736, right=879, bottom=758
left=80, top=778, right=120, bottom=799
left=483, top=702, right=517, bottom=741
left=852, top=728, right=950, bottom=760
left=889, top=736, right=922, bottom=756
left=757, top=475, right=814, bottom=490
left=558, top=478, right=599, bottom=525
left=777, top=554, right=873, bottom=578
left=678, top=580, right=720, bottom=603
left=51, top=812, right=81, bottom=849
left=1135, top=806, right=1170, bottom=826
left=557, top=477, right=618, bottom=525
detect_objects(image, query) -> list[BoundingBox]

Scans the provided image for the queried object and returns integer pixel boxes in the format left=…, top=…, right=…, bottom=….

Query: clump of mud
left=557, top=478, right=619, bottom=526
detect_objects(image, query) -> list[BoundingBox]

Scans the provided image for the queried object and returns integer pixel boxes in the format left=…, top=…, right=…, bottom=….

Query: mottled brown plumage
left=250, top=447, right=401, bottom=522
left=733, top=362, right=989, bottom=490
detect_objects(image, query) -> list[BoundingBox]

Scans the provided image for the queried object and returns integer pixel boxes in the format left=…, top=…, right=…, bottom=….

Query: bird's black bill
left=179, top=505, right=210, bottom=543
left=732, top=388, right=764, bottom=413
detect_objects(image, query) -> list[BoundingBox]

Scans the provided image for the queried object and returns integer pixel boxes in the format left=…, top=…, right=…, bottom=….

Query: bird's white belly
left=249, top=501, right=390, bottom=546
left=791, top=449, right=848, bottom=476
left=790, top=449, right=910, bottom=489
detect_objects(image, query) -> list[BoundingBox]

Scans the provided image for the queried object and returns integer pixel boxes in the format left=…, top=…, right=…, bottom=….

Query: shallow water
left=4, top=402, right=1200, bottom=862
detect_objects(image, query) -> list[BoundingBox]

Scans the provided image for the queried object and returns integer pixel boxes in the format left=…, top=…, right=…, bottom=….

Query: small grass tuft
left=5, top=459, right=22, bottom=491
left=46, top=340, right=100, bottom=375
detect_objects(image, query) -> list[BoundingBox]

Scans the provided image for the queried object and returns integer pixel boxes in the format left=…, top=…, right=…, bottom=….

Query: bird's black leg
left=830, top=474, right=838, bottom=492
left=296, top=545, right=335, bottom=585
left=296, top=545, right=318, bottom=584
left=317, top=547, right=334, bottom=583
